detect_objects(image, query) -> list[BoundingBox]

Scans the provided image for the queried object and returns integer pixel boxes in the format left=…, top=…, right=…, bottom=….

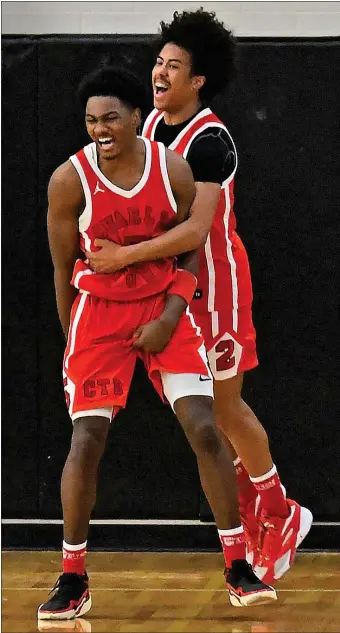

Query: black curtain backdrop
left=2, top=36, right=340, bottom=523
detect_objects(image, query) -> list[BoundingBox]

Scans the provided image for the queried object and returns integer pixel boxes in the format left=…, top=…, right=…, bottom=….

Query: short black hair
left=77, top=66, right=147, bottom=113
left=154, top=8, right=236, bottom=103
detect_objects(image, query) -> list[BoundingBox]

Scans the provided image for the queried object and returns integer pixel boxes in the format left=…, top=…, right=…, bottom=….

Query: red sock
left=250, top=465, right=288, bottom=518
left=218, top=526, right=246, bottom=568
left=62, top=540, right=87, bottom=575
left=233, top=457, right=258, bottom=508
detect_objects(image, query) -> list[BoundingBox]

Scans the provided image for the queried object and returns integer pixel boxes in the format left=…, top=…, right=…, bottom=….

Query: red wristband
left=167, top=269, right=197, bottom=305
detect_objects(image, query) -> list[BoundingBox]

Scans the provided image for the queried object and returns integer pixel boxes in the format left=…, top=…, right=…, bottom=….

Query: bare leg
left=214, top=374, right=272, bottom=477
left=174, top=395, right=240, bottom=528
left=61, top=416, right=110, bottom=544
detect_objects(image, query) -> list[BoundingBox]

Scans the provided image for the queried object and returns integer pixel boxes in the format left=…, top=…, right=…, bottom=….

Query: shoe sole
left=274, top=506, right=313, bottom=580
left=229, top=587, right=277, bottom=607
left=37, top=593, right=92, bottom=620
left=76, top=593, right=92, bottom=618
left=296, top=507, right=313, bottom=549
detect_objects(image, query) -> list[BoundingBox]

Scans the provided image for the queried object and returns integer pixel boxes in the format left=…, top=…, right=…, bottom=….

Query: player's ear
left=192, top=75, right=206, bottom=92
left=132, top=108, right=141, bottom=128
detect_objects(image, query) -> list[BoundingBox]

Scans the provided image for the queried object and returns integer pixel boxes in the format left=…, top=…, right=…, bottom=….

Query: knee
left=215, top=397, right=269, bottom=443
left=68, top=418, right=109, bottom=466
left=215, top=394, right=243, bottom=424
left=191, top=420, right=222, bottom=456
left=178, top=403, right=222, bottom=456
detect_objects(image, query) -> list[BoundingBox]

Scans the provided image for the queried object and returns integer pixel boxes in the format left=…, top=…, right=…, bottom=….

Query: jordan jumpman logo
left=94, top=181, right=105, bottom=195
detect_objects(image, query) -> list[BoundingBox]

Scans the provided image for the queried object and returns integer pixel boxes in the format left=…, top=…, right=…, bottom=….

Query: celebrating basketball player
left=86, top=10, right=313, bottom=584
left=38, top=67, right=276, bottom=620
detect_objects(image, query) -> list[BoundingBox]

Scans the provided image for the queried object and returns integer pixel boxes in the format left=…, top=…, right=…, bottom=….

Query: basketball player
left=37, top=67, right=276, bottom=620
left=86, top=10, right=313, bottom=584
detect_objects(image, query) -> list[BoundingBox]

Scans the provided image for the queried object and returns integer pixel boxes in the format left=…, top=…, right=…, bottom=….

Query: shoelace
left=257, top=519, right=278, bottom=563
left=48, top=576, right=61, bottom=595
left=48, top=574, right=81, bottom=597
left=241, top=508, right=262, bottom=557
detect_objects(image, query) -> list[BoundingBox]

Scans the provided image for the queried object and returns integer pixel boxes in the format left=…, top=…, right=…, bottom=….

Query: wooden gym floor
left=2, top=551, right=340, bottom=632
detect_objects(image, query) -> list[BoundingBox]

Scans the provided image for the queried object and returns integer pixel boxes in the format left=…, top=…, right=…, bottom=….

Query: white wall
left=2, top=1, right=340, bottom=37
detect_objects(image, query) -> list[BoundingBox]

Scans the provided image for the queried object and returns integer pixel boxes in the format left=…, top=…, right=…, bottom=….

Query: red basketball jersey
left=69, top=138, right=177, bottom=301
left=142, top=108, right=253, bottom=333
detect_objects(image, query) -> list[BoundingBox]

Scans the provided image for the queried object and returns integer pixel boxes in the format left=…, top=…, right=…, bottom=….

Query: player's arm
left=127, top=187, right=220, bottom=262
left=125, top=146, right=221, bottom=261
left=150, top=151, right=199, bottom=329
left=132, top=153, right=200, bottom=352
left=136, top=130, right=234, bottom=262
left=86, top=149, right=220, bottom=272
left=131, top=138, right=231, bottom=352
left=133, top=250, right=201, bottom=354
left=47, top=161, right=83, bottom=339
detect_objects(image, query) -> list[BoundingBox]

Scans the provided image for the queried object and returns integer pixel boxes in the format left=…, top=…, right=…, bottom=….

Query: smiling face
left=152, top=43, right=205, bottom=113
left=85, top=96, right=140, bottom=160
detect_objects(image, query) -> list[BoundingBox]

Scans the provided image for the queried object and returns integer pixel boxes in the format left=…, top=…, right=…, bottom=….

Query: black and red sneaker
left=225, top=560, right=277, bottom=607
left=37, top=572, right=92, bottom=620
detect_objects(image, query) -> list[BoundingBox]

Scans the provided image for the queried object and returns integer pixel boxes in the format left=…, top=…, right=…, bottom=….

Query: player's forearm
left=54, top=269, right=78, bottom=339
left=177, top=249, right=200, bottom=277
left=125, top=217, right=204, bottom=265
left=159, top=294, right=187, bottom=330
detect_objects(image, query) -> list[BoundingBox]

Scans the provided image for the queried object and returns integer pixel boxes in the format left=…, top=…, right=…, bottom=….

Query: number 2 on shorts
left=215, top=339, right=236, bottom=371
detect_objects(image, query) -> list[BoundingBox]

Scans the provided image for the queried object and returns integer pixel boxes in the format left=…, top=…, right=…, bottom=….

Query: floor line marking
left=2, top=587, right=340, bottom=593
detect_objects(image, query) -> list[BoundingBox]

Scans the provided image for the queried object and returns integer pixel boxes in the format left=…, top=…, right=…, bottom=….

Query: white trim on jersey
left=64, top=293, right=88, bottom=370
left=211, top=311, right=219, bottom=339
left=63, top=370, right=76, bottom=418
left=73, top=268, right=94, bottom=290
left=223, top=186, right=239, bottom=332
left=83, top=138, right=152, bottom=198
left=168, top=108, right=211, bottom=150
left=157, top=142, right=177, bottom=213
left=185, top=305, right=202, bottom=338
left=158, top=109, right=239, bottom=324
left=142, top=109, right=164, bottom=139
left=69, top=154, right=92, bottom=251
left=204, top=233, right=216, bottom=313
left=143, top=109, right=238, bottom=186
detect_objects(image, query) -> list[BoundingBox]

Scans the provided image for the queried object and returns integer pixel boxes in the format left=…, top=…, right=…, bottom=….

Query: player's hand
left=86, top=239, right=129, bottom=273
left=132, top=316, right=176, bottom=353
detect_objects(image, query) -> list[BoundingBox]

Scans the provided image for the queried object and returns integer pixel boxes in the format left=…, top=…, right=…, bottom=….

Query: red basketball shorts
left=63, top=291, right=213, bottom=421
left=191, top=303, right=258, bottom=381
left=191, top=231, right=259, bottom=381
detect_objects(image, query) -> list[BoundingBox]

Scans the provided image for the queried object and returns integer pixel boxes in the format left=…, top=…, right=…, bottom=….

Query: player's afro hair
left=154, top=8, right=236, bottom=103
left=78, top=66, right=148, bottom=113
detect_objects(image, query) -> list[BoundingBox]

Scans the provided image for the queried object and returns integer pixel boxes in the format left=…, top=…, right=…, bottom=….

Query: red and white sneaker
left=240, top=496, right=262, bottom=567
left=254, top=499, right=313, bottom=584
